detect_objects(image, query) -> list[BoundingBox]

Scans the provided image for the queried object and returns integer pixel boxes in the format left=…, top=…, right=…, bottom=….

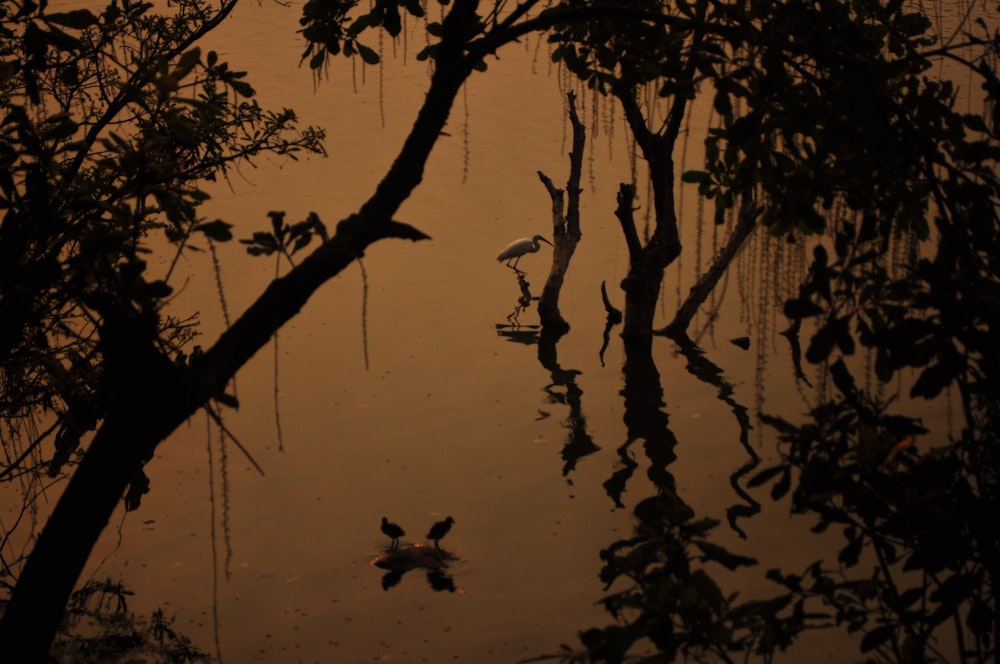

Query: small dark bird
left=381, top=517, right=405, bottom=550
left=426, top=516, right=455, bottom=549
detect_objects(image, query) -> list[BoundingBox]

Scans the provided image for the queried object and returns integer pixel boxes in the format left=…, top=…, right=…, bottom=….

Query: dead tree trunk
left=538, top=91, right=586, bottom=334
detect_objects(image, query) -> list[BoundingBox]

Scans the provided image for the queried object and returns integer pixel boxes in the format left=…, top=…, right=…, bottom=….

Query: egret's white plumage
left=496, top=234, right=553, bottom=268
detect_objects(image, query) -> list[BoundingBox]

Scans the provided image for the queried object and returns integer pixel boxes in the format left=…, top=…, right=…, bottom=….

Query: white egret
left=381, top=517, right=405, bottom=550
left=426, top=516, right=455, bottom=549
left=496, top=234, right=553, bottom=269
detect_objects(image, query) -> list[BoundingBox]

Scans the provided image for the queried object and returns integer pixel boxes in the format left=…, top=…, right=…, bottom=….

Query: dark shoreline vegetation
left=2, top=0, right=998, bottom=661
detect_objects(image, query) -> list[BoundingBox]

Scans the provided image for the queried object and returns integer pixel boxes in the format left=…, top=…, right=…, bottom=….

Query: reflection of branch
left=204, top=404, right=265, bottom=476
left=671, top=332, right=760, bottom=537
left=660, top=198, right=761, bottom=337
left=615, top=183, right=643, bottom=264
left=602, top=446, right=639, bottom=509
left=779, top=319, right=813, bottom=387
left=725, top=460, right=761, bottom=540
left=599, top=281, right=622, bottom=367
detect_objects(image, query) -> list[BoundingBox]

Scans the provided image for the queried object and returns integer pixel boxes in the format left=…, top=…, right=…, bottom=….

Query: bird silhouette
left=496, top=234, right=553, bottom=269
left=426, top=516, right=455, bottom=549
left=381, top=517, right=405, bottom=550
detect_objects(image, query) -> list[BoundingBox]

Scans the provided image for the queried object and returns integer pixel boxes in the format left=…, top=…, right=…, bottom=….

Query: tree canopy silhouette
left=2, top=0, right=999, bottom=661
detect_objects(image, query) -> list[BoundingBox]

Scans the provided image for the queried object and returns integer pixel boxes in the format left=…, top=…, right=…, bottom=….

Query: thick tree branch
left=195, top=218, right=428, bottom=391
left=0, top=1, right=478, bottom=656
left=615, top=183, right=643, bottom=266
left=659, top=196, right=760, bottom=337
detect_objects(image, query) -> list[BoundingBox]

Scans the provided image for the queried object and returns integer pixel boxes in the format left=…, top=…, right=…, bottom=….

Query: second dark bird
left=381, top=517, right=405, bottom=550
left=426, top=516, right=455, bottom=549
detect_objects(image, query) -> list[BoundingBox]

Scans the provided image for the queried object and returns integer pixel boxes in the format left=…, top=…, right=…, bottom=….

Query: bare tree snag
left=537, top=91, right=586, bottom=335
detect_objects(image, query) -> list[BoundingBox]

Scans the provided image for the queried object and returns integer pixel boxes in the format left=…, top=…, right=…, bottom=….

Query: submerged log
left=372, top=544, right=456, bottom=573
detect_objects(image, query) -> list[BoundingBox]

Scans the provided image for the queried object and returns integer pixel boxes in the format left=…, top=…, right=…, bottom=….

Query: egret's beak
left=541, top=237, right=553, bottom=246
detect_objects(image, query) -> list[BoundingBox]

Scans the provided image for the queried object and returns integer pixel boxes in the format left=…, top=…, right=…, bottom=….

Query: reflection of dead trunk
left=538, top=92, right=585, bottom=334
left=604, top=339, right=682, bottom=508
left=538, top=333, right=600, bottom=476
left=660, top=195, right=761, bottom=337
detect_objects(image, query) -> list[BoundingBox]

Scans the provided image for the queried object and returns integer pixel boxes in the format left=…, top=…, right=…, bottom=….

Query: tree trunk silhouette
left=538, top=91, right=586, bottom=334
left=615, top=180, right=681, bottom=348
left=612, top=87, right=684, bottom=346
left=0, top=2, right=483, bottom=658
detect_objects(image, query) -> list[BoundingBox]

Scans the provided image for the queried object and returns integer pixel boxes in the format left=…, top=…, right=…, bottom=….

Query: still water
left=52, top=1, right=962, bottom=662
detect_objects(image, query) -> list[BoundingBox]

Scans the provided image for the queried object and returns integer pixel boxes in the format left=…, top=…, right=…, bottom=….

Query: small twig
left=203, top=405, right=265, bottom=476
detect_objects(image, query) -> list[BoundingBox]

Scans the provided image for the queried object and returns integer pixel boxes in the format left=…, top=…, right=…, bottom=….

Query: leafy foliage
left=752, top=383, right=997, bottom=661
left=543, top=0, right=1000, bottom=661
left=745, top=3, right=1000, bottom=658
left=240, top=210, right=329, bottom=266
left=298, top=0, right=447, bottom=70
left=50, top=578, right=213, bottom=664
left=547, top=490, right=833, bottom=664
left=549, top=0, right=719, bottom=95
left=549, top=0, right=998, bottom=242
left=0, top=0, right=325, bottom=574
left=697, top=0, right=953, bottom=237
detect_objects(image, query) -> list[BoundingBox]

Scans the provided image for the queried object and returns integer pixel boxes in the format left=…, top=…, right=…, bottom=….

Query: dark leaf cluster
left=298, top=0, right=448, bottom=71
left=0, top=0, right=325, bottom=558
left=559, top=490, right=831, bottom=663
left=240, top=210, right=329, bottom=266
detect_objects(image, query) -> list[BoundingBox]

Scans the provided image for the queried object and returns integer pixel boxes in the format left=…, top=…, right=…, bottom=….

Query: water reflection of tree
left=552, top=174, right=1000, bottom=664
left=542, top=341, right=813, bottom=663
left=496, top=269, right=600, bottom=477
left=668, top=332, right=760, bottom=537
left=603, top=343, right=679, bottom=510
left=538, top=331, right=600, bottom=477
left=745, top=177, right=1000, bottom=662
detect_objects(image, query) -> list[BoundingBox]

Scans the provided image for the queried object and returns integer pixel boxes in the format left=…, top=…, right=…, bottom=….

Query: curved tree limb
left=659, top=196, right=761, bottom=337
left=0, top=1, right=478, bottom=655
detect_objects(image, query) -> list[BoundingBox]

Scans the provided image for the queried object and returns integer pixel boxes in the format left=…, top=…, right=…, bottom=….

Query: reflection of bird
left=497, top=234, right=553, bottom=269
left=426, top=516, right=455, bottom=549
left=381, top=517, right=405, bottom=550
